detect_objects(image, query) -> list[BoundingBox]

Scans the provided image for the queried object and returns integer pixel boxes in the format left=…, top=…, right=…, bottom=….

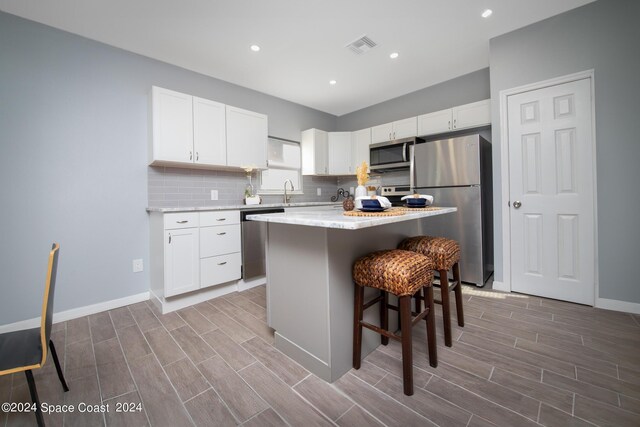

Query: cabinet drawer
left=200, top=224, right=241, bottom=258
left=200, top=252, right=241, bottom=288
left=164, top=212, right=199, bottom=230
left=200, top=210, right=240, bottom=226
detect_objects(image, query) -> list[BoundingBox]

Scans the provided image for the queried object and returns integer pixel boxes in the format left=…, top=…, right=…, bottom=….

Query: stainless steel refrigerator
left=411, top=134, right=493, bottom=287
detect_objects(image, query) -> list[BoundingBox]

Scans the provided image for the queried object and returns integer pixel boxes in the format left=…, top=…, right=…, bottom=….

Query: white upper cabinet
left=226, top=106, right=268, bottom=170
left=417, top=108, right=452, bottom=136
left=149, top=86, right=268, bottom=170
left=193, top=96, right=226, bottom=166
left=371, top=122, right=393, bottom=144
left=418, top=99, right=491, bottom=136
left=371, top=117, right=417, bottom=143
left=301, top=128, right=328, bottom=175
left=328, top=132, right=352, bottom=175
left=453, top=99, right=491, bottom=130
left=151, top=87, right=194, bottom=163
left=351, top=128, right=371, bottom=172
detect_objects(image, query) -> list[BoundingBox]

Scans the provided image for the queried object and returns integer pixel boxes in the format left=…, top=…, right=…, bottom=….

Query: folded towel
left=401, top=194, right=434, bottom=205
left=355, top=195, right=391, bottom=209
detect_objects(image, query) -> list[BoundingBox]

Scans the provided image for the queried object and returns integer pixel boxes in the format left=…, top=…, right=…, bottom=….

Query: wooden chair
left=352, top=249, right=437, bottom=396
left=0, top=243, right=68, bottom=426
left=398, top=236, right=464, bottom=347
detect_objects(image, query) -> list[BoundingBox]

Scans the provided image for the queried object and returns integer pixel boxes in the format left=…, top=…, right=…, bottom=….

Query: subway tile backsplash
left=148, top=166, right=340, bottom=208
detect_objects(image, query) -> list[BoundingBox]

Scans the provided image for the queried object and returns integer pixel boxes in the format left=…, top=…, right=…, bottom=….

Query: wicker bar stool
left=398, top=236, right=464, bottom=347
left=352, top=249, right=437, bottom=396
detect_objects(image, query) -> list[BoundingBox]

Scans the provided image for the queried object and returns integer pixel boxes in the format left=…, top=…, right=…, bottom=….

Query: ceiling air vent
left=346, top=35, right=377, bottom=55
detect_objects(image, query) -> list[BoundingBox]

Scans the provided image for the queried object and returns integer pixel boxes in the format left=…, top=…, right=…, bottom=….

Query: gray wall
left=0, top=12, right=336, bottom=324
left=336, top=68, right=490, bottom=131
left=489, top=0, right=640, bottom=303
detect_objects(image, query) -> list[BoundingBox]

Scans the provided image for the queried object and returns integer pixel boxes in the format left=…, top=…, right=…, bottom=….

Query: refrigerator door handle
left=409, top=144, right=415, bottom=191
left=402, top=142, right=407, bottom=163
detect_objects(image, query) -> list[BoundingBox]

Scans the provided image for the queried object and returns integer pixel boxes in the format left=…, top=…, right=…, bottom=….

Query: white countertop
left=146, top=201, right=340, bottom=213
left=246, top=207, right=457, bottom=230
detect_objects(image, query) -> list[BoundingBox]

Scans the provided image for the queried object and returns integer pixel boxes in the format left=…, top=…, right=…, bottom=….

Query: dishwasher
left=241, top=208, right=285, bottom=279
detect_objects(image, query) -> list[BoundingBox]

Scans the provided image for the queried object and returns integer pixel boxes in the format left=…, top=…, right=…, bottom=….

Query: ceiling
left=0, top=0, right=595, bottom=116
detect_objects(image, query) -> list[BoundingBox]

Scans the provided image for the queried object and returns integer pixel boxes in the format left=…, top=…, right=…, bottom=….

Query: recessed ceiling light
left=329, top=80, right=337, bottom=85
left=250, top=44, right=261, bottom=52
left=389, top=52, right=399, bottom=59
left=481, top=9, right=493, bottom=18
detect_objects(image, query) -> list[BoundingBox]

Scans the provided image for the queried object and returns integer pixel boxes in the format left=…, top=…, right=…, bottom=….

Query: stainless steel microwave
left=369, top=136, right=423, bottom=171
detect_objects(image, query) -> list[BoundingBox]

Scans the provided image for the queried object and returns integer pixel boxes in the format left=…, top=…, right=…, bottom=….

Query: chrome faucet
left=283, top=179, right=294, bottom=204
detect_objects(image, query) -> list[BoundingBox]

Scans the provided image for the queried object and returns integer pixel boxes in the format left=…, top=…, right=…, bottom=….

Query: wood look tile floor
left=2, top=285, right=640, bottom=426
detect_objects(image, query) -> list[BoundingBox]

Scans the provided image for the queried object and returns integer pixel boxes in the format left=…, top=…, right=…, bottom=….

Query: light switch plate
left=317, top=188, right=321, bottom=196
left=210, top=190, right=218, bottom=200
left=349, top=187, right=355, bottom=195
left=132, top=259, right=143, bottom=273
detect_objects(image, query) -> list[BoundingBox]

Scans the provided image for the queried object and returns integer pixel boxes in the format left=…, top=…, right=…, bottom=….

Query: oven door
left=370, top=139, right=411, bottom=171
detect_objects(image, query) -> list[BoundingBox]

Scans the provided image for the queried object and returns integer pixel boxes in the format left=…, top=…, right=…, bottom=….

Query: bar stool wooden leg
left=439, top=269, right=453, bottom=347
left=399, top=296, right=414, bottom=396
left=380, top=291, right=389, bottom=345
left=424, top=285, right=438, bottom=367
left=453, top=262, right=464, bottom=327
left=353, top=284, right=364, bottom=369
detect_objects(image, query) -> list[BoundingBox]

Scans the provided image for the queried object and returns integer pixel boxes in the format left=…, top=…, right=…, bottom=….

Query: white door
left=507, top=78, right=595, bottom=305
left=193, top=96, right=226, bottom=166
left=371, top=122, right=393, bottom=144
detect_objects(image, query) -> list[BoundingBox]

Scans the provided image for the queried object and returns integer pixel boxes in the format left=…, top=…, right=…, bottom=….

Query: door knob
left=513, top=201, right=522, bottom=209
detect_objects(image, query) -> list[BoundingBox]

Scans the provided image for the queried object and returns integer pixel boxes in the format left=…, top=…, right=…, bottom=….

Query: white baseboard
left=491, top=281, right=510, bottom=292
left=0, top=292, right=149, bottom=334
left=596, top=298, right=640, bottom=314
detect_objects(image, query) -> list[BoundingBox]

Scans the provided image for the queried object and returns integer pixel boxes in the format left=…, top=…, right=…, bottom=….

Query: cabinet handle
left=168, top=233, right=171, bottom=244
left=448, top=120, right=451, bottom=130
left=453, top=119, right=457, bottom=129
left=196, top=152, right=199, bottom=161
left=393, top=132, right=396, bottom=139
left=176, top=220, right=188, bottom=224
left=189, top=151, right=193, bottom=160
left=217, top=261, right=227, bottom=266
left=216, top=218, right=226, bottom=221
left=217, top=232, right=227, bottom=235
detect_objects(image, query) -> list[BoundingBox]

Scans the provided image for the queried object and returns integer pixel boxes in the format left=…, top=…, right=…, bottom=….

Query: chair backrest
left=39, top=243, right=59, bottom=366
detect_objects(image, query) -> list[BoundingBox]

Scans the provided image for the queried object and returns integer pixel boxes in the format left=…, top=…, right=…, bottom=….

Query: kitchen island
left=247, top=207, right=456, bottom=382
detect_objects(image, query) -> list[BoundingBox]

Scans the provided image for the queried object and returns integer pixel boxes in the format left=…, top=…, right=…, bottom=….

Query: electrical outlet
left=132, top=259, right=143, bottom=273
left=317, top=188, right=322, bottom=196
left=349, top=187, right=355, bottom=195
left=210, top=190, right=218, bottom=200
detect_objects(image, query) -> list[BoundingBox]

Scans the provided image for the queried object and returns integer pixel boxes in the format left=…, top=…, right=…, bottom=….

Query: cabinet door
left=193, top=97, right=226, bottom=166
left=392, top=117, right=417, bottom=139
left=151, top=87, right=194, bottom=164
left=328, top=132, right=352, bottom=175
left=371, top=122, right=393, bottom=144
left=226, top=106, right=268, bottom=169
left=453, top=99, right=491, bottom=130
left=417, top=108, right=452, bottom=136
left=164, top=228, right=200, bottom=297
left=301, top=129, right=328, bottom=175
left=351, top=128, right=371, bottom=172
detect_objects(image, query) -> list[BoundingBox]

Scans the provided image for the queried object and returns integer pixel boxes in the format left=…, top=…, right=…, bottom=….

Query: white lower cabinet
left=199, top=211, right=241, bottom=288
left=164, top=227, right=200, bottom=297
left=152, top=210, right=241, bottom=301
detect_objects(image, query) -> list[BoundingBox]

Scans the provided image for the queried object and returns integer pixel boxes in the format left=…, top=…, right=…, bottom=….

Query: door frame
left=497, top=69, right=598, bottom=305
